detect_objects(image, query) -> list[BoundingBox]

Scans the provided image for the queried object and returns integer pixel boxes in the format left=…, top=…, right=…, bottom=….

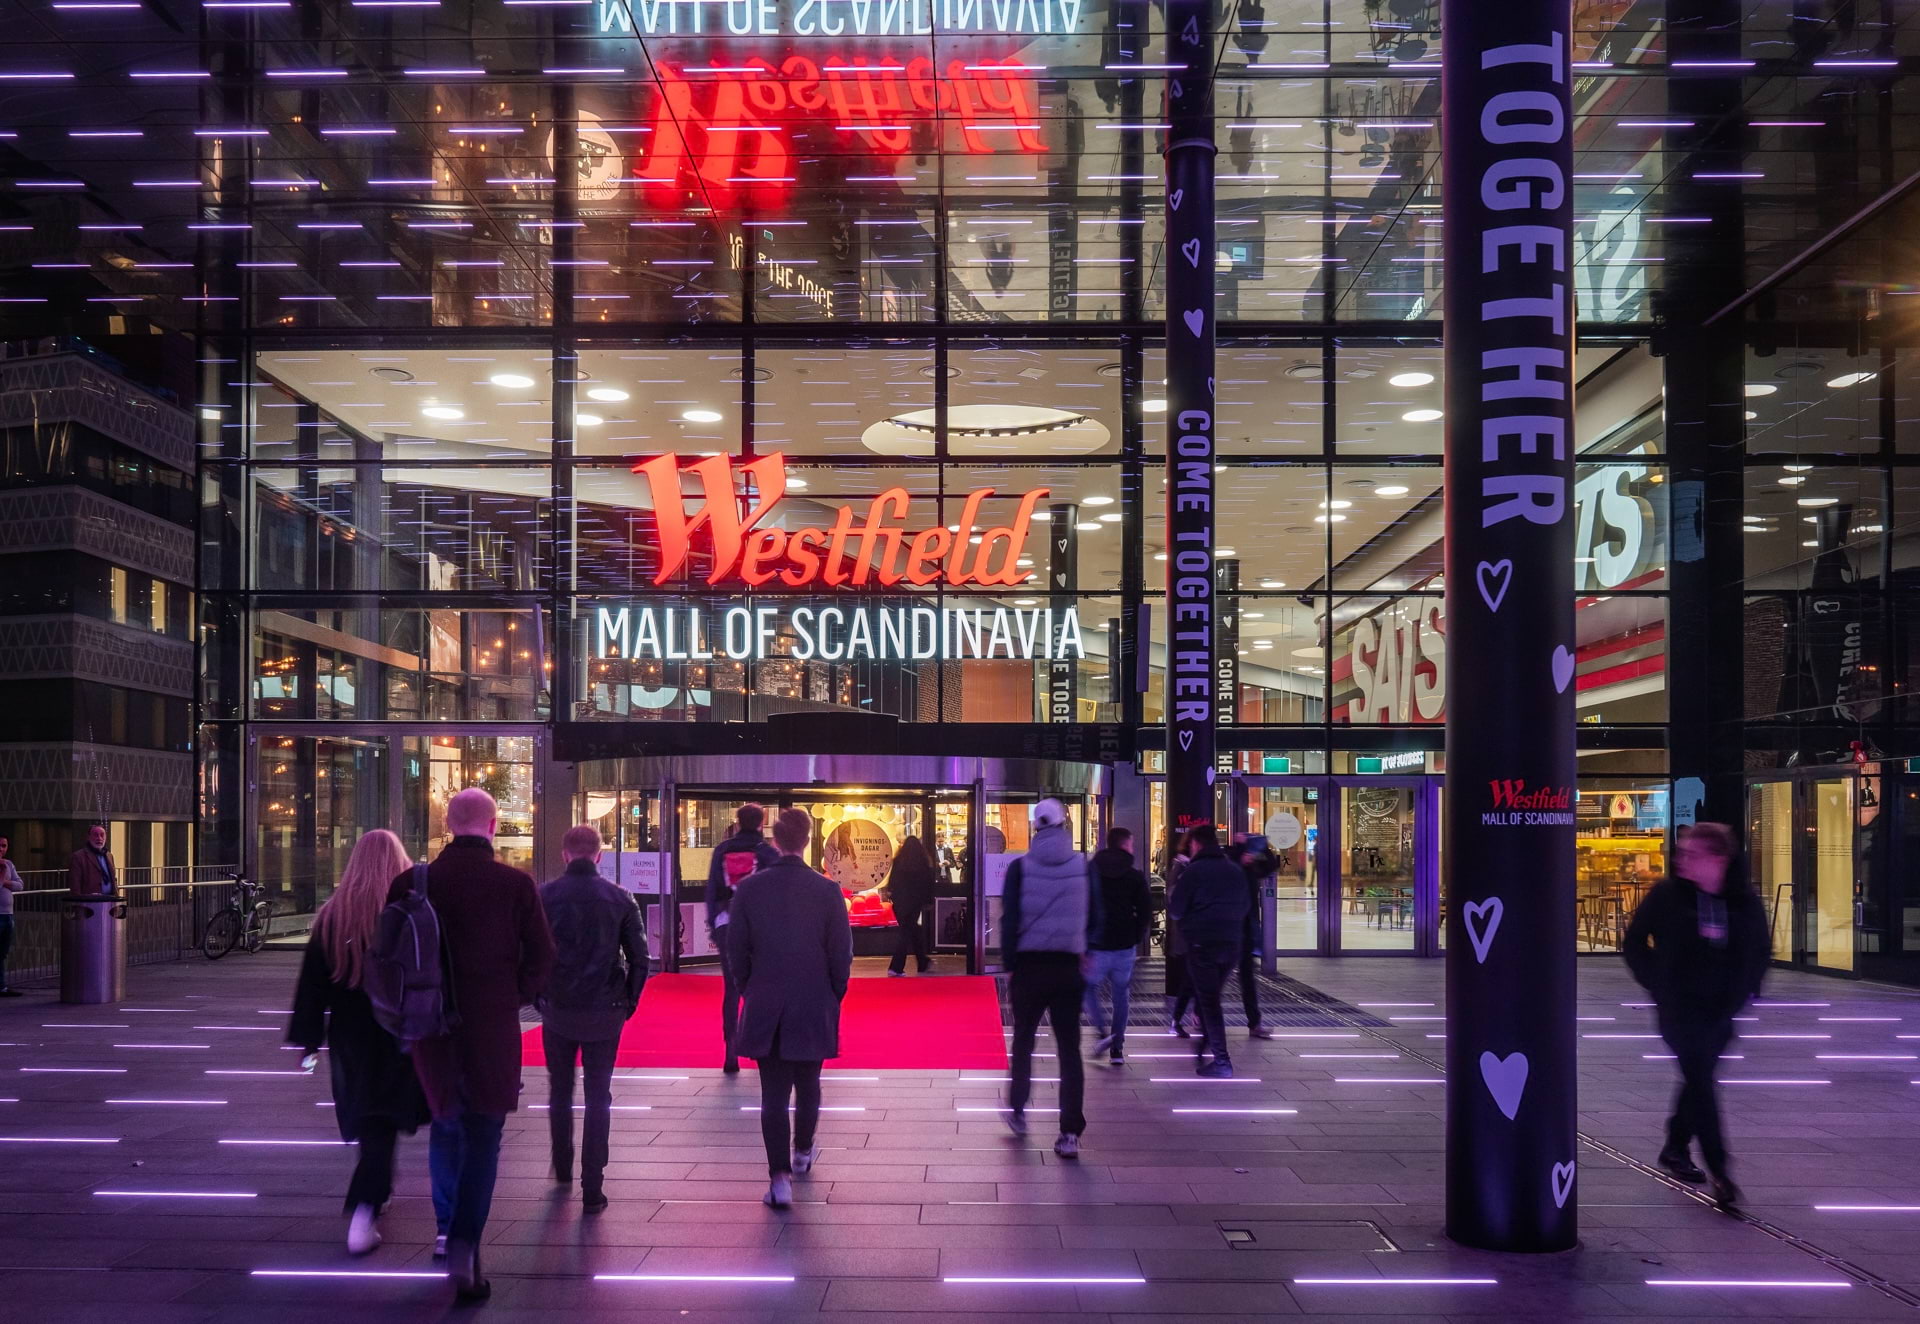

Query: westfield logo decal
left=1480, top=779, right=1576, bottom=828
left=633, top=450, right=1045, bottom=589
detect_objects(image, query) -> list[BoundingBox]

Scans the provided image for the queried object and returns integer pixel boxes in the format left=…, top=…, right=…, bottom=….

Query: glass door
left=1745, top=771, right=1863, bottom=973
left=1810, top=777, right=1858, bottom=972
left=1235, top=779, right=1324, bottom=955
left=1328, top=778, right=1439, bottom=955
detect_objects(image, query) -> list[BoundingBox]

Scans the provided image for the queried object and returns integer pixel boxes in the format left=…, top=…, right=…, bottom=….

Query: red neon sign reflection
left=635, top=56, right=1045, bottom=196
left=634, top=450, right=1046, bottom=588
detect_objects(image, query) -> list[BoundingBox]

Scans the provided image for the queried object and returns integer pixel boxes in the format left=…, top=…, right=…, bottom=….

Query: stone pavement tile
left=1055, top=1225, right=1226, bottom=1251
left=0, top=1266, right=224, bottom=1305
left=636, top=1245, right=942, bottom=1279
left=778, top=1223, right=1062, bottom=1250
left=920, top=1202, right=1179, bottom=1226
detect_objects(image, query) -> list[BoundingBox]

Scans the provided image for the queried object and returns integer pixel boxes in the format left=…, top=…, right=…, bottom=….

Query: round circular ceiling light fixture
left=420, top=405, right=464, bottom=421
left=488, top=372, right=535, bottom=389
left=1827, top=371, right=1877, bottom=389
left=1374, top=485, right=1410, bottom=497
left=681, top=407, right=724, bottom=424
left=574, top=412, right=603, bottom=427
left=1743, top=383, right=1777, bottom=398
left=1141, top=398, right=1168, bottom=413
left=585, top=387, right=629, bottom=403
left=1388, top=371, right=1435, bottom=388
left=371, top=366, right=415, bottom=382
left=861, top=404, right=1110, bottom=457
left=1402, top=408, right=1444, bottom=423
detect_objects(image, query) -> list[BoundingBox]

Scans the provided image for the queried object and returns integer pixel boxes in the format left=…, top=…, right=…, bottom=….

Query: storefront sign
left=634, top=451, right=1046, bottom=589
left=598, top=0, right=1087, bottom=36
left=594, top=602, right=1085, bottom=661
left=1441, top=0, right=1578, bottom=1253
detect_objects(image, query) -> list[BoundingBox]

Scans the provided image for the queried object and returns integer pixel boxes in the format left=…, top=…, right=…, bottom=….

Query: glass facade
left=6, top=0, right=1920, bottom=978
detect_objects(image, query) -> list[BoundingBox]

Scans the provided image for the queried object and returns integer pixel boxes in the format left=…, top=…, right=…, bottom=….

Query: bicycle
left=202, top=875, right=272, bottom=959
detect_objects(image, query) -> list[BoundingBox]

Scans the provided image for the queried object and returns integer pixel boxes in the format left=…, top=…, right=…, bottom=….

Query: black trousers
left=888, top=901, right=932, bottom=973
left=1008, top=952, right=1087, bottom=1136
left=543, top=1026, right=619, bottom=1191
left=0, top=915, right=13, bottom=989
left=758, top=1056, right=824, bottom=1177
left=1236, top=940, right=1264, bottom=1030
left=716, top=923, right=742, bottom=1059
left=1186, top=939, right=1241, bottom=1065
left=1659, top=1011, right=1735, bottom=1178
left=344, top=1121, right=398, bottom=1213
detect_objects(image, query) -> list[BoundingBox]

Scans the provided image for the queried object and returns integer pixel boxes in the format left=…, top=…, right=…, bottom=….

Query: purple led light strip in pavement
left=1646, top=1279, right=1849, bottom=1288
left=1294, top=1277, right=1496, bottom=1285
left=596, top=1273, right=796, bottom=1283
left=95, top=1190, right=255, bottom=1199
left=1815, top=1205, right=1920, bottom=1211
left=253, top=1270, right=446, bottom=1279
left=945, top=1276, right=1145, bottom=1284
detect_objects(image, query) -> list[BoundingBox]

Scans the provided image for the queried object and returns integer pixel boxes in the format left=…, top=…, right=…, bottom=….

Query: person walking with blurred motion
left=1172, top=824, right=1250, bottom=1078
left=538, top=824, right=647, bottom=1214
left=1162, top=830, right=1196, bottom=1037
left=288, top=829, right=429, bottom=1256
left=1229, top=833, right=1278, bottom=1041
left=706, top=803, right=779, bottom=1073
left=729, top=808, right=852, bottom=1209
left=884, top=835, right=939, bottom=976
left=0, top=837, right=23, bottom=996
left=1623, top=821, right=1768, bottom=1209
left=1085, top=827, right=1152, bottom=1065
left=1002, top=798, right=1101, bottom=1157
left=396, top=787, right=554, bottom=1301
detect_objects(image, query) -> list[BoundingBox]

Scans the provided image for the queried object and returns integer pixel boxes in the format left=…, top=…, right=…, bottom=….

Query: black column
left=1215, top=558, right=1238, bottom=775
left=1049, top=501, right=1079, bottom=723
left=1163, top=0, right=1217, bottom=836
left=1441, top=0, right=1579, bottom=1252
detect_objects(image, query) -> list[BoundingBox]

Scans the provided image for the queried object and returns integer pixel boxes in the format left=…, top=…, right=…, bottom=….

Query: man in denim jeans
left=1084, top=828, right=1152, bottom=1066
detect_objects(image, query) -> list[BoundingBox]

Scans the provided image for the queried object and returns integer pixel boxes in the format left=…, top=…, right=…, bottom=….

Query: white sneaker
left=1053, top=1133, right=1080, bottom=1160
left=346, top=1203, right=381, bottom=1255
left=792, top=1146, right=820, bottom=1175
left=764, top=1175, right=794, bottom=1208
left=433, top=1234, right=447, bottom=1259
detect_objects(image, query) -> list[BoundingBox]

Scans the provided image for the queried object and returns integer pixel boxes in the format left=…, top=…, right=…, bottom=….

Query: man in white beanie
left=1000, top=798, right=1101, bottom=1158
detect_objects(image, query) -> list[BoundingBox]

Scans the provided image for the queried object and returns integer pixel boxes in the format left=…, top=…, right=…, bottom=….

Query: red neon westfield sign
left=635, top=55, right=1045, bottom=197
left=633, top=451, right=1046, bottom=588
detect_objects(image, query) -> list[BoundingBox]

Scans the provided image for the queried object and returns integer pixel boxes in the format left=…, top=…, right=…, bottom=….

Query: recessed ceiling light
left=1320, top=499, right=1353, bottom=510
left=1779, top=476, right=1807, bottom=486
left=1215, top=547, right=1237, bottom=557
left=786, top=477, right=808, bottom=490
left=1781, top=463, right=1813, bottom=472
left=1098, top=512, right=1122, bottom=523
left=1142, top=398, right=1167, bottom=413
left=1014, top=599, right=1037, bottom=607
left=1258, top=579, right=1284, bottom=588
left=1388, top=371, right=1435, bottom=388
left=1797, top=496, right=1838, bottom=507
left=1744, top=410, right=1758, bottom=421
left=1314, top=513, right=1347, bottom=523
left=1153, top=552, right=1168, bottom=561
left=1402, top=408, right=1443, bottom=423
left=199, top=406, right=222, bottom=420
left=488, top=372, right=534, bottom=389
left=420, top=405, right=463, bottom=420
left=1082, top=495, right=1115, bottom=506
left=1075, top=521, right=1102, bottom=532
left=1741, top=515, right=1765, bottom=523
left=681, top=407, right=723, bottom=423
left=1801, top=539, right=1820, bottom=547
left=586, top=387, right=629, bottom=402
left=574, top=412, right=603, bottom=426
left=1374, top=485, right=1410, bottom=497
left=1826, top=371, right=1877, bottom=389
left=1743, top=383, right=1777, bottom=398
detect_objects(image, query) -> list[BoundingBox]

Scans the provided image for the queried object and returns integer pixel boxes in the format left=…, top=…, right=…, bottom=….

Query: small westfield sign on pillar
left=1441, top=0, right=1579, bottom=1253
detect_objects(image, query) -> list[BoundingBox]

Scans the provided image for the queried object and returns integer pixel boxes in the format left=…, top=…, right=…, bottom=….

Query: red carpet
left=520, top=973, right=1009, bottom=1071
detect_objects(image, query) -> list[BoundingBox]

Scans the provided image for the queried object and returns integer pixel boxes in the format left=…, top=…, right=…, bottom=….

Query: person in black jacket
left=1084, top=828, right=1153, bottom=1065
left=1229, top=833, right=1278, bottom=1041
left=704, top=804, right=780, bottom=1074
left=288, top=830, right=430, bottom=1257
left=1171, top=824, right=1251, bottom=1078
left=1623, top=822, right=1769, bottom=1208
left=538, top=824, right=648, bottom=1213
left=885, top=836, right=939, bottom=976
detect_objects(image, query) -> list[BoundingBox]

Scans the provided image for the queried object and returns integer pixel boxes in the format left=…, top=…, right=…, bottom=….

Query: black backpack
left=366, top=863, right=457, bottom=1051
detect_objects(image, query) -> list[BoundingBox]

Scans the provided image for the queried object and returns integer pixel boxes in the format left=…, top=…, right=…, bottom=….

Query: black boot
left=446, top=1239, right=490, bottom=1302
left=1657, top=1148, right=1705, bottom=1184
left=550, top=1150, right=573, bottom=1185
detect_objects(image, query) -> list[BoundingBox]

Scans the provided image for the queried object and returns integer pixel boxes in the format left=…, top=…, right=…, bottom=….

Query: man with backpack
left=705, top=804, right=779, bottom=1074
left=538, top=824, right=647, bottom=1213
left=388, top=787, right=553, bottom=1302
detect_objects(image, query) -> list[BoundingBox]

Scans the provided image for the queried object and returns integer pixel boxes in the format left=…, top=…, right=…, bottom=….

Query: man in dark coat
left=1171, top=824, right=1251, bottom=1078
left=884, top=837, right=939, bottom=976
left=705, top=803, right=780, bottom=1074
left=729, top=808, right=853, bottom=1210
left=1229, top=833, right=1278, bottom=1041
left=390, top=787, right=555, bottom=1301
left=67, top=825, right=116, bottom=895
left=1623, top=821, right=1769, bottom=1208
left=538, top=823, right=647, bottom=1213
left=1085, top=827, right=1153, bottom=1065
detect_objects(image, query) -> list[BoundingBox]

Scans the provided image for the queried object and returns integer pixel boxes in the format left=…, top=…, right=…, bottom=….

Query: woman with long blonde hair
left=288, top=829, right=431, bottom=1255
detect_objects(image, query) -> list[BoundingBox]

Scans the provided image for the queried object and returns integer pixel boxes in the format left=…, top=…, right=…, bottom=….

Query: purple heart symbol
left=1475, top=559, right=1512, bottom=613
left=1177, top=729, right=1194, bottom=751
left=1169, top=187, right=1184, bottom=211
left=1463, top=897, right=1502, bottom=964
left=1181, top=238, right=1202, bottom=267
left=1552, top=1160, right=1575, bottom=1209
left=1479, top=1050, right=1528, bottom=1121
left=1182, top=308, right=1205, bottom=337
left=1552, top=644, right=1575, bottom=694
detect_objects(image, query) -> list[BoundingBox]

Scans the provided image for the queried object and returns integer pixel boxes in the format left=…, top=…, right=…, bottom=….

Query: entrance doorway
left=1748, top=769, right=1872, bottom=974
left=1144, top=774, right=1441, bottom=958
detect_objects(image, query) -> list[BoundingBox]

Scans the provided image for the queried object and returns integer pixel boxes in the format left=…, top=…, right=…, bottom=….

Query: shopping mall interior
left=6, top=0, right=1920, bottom=1313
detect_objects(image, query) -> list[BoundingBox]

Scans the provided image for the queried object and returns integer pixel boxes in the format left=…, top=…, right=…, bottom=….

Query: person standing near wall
left=729, top=808, right=853, bottom=1210
left=1085, top=827, right=1152, bottom=1066
left=1162, top=830, right=1196, bottom=1036
left=538, top=824, right=648, bottom=1214
left=0, top=837, right=21, bottom=996
left=1001, top=798, right=1102, bottom=1158
left=288, top=830, right=429, bottom=1256
left=1623, top=822, right=1769, bottom=1209
left=706, top=804, right=779, bottom=1074
left=396, top=787, right=555, bottom=1301
left=67, top=825, right=115, bottom=895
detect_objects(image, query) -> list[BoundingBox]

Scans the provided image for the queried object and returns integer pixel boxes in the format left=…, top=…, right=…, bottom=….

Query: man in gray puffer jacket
left=1001, top=799, right=1102, bottom=1158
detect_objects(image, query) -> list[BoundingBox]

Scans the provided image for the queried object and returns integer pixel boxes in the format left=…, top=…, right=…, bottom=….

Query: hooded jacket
left=704, top=826, right=780, bottom=930
left=1089, top=847, right=1153, bottom=951
left=1623, top=872, right=1769, bottom=1019
left=1001, top=823, right=1102, bottom=959
left=1171, top=846, right=1252, bottom=949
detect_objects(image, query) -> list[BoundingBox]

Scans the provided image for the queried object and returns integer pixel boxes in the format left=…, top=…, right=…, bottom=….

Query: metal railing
left=5, top=865, right=279, bottom=986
